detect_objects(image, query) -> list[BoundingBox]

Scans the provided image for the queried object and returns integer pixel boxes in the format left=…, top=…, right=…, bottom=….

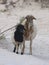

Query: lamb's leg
left=13, top=45, right=16, bottom=52
left=21, top=41, right=25, bottom=55
left=16, top=44, right=19, bottom=54
left=30, top=37, right=32, bottom=55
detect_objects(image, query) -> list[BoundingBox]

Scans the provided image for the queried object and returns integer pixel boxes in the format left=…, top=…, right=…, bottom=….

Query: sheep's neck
left=24, top=22, right=33, bottom=38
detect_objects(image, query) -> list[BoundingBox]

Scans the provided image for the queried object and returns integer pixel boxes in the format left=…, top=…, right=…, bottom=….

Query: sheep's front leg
left=30, top=37, right=32, bottom=55
left=13, top=45, right=16, bottom=52
left=21, top=41, right=25, bottom=55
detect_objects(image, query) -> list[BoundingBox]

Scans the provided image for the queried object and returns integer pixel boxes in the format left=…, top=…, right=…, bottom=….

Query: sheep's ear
left=25, top=15, right=30, bottom=19
left=33, top=17, right=36, bottom=20
left=32, top=16, right=36, bottom=20
left=21, top=19, right=27, bottom=25
left=25, top=15, right=36, bottom=20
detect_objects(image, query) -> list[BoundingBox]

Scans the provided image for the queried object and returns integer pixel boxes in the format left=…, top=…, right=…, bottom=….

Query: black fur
left=14, top=24, right=25, bottom=42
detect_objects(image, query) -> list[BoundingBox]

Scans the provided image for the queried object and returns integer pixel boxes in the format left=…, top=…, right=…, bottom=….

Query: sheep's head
left=25, top=15, right=36, bottom=22
left=20, top=15, right=36, bottom=29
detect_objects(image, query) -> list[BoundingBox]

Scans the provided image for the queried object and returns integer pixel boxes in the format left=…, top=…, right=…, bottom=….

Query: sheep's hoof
left=16, top=52, right=18, bottom=54
left=21, top=52, right=23, bottom=55
left=29, top=53, right=32, bottom=55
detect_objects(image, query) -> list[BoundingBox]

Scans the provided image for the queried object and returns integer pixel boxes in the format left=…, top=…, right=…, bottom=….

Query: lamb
left=12, top=18, right=26, bottom=54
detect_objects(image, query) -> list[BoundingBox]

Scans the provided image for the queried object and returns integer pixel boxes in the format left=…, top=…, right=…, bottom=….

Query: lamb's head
left=16, top=24, right=25, bottom=33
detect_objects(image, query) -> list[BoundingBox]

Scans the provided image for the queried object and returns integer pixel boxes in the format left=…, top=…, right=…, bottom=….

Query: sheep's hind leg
left=21, top=41, right=25, bottom=55
left=30, top=37, right=32, bottom=55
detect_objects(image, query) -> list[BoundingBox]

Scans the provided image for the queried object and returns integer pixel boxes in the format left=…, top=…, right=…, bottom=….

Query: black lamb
left=14, top=24, right=25, bottom=42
